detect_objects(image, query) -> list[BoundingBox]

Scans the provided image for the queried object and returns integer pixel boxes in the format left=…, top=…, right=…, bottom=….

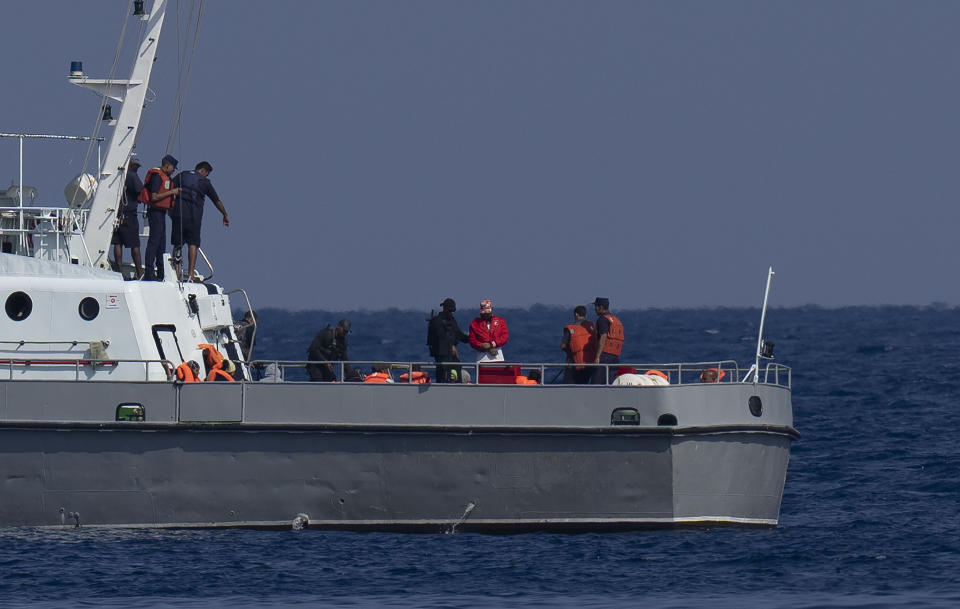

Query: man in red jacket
left=469, top=299, right=509, bottom=362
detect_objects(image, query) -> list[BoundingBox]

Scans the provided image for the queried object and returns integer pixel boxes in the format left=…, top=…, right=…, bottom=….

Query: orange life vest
left=139, top=167, right=175, bottom=210
left=398, top=371, right=430, bottom=384
left=701, top=367, right=726, bottom=382
left=175, top=362, right=199, bottom=382
left=363, top=372, right=391, bottom=383
left=565, top=320, right=597, bottom=368
left=600, top=313, right=624, bottom=356
left=197, top=344, right=224, bottom=370
left=515, top=376, right=538, bottom=385
left=645, top=369, right=669, bottom=382
left=207, top=368, right=234, bottom=382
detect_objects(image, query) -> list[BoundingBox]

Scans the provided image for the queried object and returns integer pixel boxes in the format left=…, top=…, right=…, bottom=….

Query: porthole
left=657, top=414, right=678, bottom=426
left=5, top=291, right=32, bottom=321
left=78, top=297, right=100, bottom=321
left=748, top=396, right=763, bottom=417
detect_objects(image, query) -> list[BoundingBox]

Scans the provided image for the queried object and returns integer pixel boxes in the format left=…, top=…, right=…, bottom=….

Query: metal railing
left=246, top=359, right=791, bottom=388
left=0, top=357, right=175, bottom=381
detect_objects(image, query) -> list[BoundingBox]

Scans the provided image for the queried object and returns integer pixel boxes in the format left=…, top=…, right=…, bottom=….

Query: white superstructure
left=0, top=0, right=246, bottom=382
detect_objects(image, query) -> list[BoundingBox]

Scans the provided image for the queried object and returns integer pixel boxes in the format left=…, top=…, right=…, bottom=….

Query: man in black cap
left=306, top=319, right=353, bottom=382
left=141, top=154, right=181, bottom=280
left=592, top=297, right=625, bottom=384
left=427, top=298, right=469, bottom=383
left=111, top=157, right=144, bottom=279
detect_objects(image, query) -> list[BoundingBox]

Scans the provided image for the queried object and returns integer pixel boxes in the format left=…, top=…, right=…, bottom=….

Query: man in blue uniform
left=170, top=161, right=230, bottom=282
left=143, top=154, right=180, bottom=281
left=111, top=158, right=143, bottom=279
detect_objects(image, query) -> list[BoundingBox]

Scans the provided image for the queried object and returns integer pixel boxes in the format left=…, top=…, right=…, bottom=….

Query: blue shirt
left=173, top=171, right=220, bottom=221
left=123, top=171, right=143, bottom=215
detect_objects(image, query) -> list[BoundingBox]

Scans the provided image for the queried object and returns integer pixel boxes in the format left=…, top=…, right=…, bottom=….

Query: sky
left=1, top=0, right=959, bottom=311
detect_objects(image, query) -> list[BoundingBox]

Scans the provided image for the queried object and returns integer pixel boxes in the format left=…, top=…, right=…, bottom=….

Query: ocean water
left=2, top=305, right=959, bottom=609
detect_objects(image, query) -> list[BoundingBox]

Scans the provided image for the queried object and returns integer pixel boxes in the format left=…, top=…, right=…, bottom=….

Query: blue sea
left=1, top=305, right=958, bottom=608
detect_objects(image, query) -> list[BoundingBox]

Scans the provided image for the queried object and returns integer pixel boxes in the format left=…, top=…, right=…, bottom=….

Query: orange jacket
left=600, top=314, right=624, bottom=356
left=139, top=167, right=175, bottom=210
left=515, top=376, right=538, bottom=385
left=207, top=367, right=234, bottom=382
left=398, top=371, right=430, bottom=384
left=363, top=372, right=392, bottom=383
left=175, top=362, right=199, bottom=382
left=565, top=320, right=597, bottom=368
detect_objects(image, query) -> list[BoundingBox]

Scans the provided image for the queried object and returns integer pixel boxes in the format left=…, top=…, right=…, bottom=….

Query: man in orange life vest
left=591, top=297, right=624, bottom=384
left=141, top=154, right=181, bottom=281
left=560, top=305, right=597, bottom=384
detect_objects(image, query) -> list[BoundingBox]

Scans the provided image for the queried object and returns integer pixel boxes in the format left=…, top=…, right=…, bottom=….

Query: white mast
left=70, top=0, right=168, bottom=270
left=752, top=267, right=775, bottom=382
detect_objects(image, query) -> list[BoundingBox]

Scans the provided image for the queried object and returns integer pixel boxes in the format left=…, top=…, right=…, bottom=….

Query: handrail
left=0, top=339, right=105, bottom=347
left=0, top=357, right=174, bottom=381
left=246, top=359, right=792, bottom=388
left=225, top=288, right=256, bottom=360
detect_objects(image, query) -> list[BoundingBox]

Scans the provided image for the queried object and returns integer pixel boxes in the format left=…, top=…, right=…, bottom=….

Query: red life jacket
left=139, top=167, right=175, bottom=210
left=565, top=320, right=597, bottom=368
left=601, top=314, right=624, bottom=356
left=175, top=362, right=199, bottom=382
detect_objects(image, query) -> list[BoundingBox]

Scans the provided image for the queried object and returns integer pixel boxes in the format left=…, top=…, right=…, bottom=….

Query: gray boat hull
left=0, top=380, right=796, bottom=530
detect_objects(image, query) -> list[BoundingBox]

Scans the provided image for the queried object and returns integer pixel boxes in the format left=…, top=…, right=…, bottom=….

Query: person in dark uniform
left=591, top=297, right=625, bottom=384
left=170, top=161, right=230, bottom=282
left=111, top=158, right=144, bottom=279
left=427, top=298, right=469, bottom=383
left=306, top=319, right=352, bottom=382
left=143, top=154, right=180, bottom=281
left=234, top=310, right=257, bottom=361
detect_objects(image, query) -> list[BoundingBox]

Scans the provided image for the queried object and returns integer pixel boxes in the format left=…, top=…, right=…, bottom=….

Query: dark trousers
left=569, top=366, right=594, bottom=384
left=591, top=352, right=620, bottom=385
left=144, top=208, right=167, bottom=279
left=307, top=362, right=336, bottom=382
left=435, top=355, right=462, bottom=383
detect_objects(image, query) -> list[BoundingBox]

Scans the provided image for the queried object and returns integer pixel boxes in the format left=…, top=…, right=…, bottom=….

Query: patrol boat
left=0, top=0, right=797, bottom=531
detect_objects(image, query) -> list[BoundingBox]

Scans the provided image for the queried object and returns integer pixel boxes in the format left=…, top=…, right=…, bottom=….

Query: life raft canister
left=175, top=362, right=199, bottom=383
left=363, top=372, right=391, bottom=383
left=139, top=167, right=175, bottom=210
left=565, top=320, right=597, bottom=369
left=601, top=313, right=624, bottom=357
left=398, top=371, right=430, bottom=384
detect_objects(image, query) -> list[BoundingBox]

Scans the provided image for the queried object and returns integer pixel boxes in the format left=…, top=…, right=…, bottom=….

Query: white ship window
left=78, top=297, right=100, bottom=321
left=5, top=291, right=32, bottom=321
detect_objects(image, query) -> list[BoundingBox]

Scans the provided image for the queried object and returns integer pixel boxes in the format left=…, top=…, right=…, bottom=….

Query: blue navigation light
left=69, top=61, right=83, bottom=78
